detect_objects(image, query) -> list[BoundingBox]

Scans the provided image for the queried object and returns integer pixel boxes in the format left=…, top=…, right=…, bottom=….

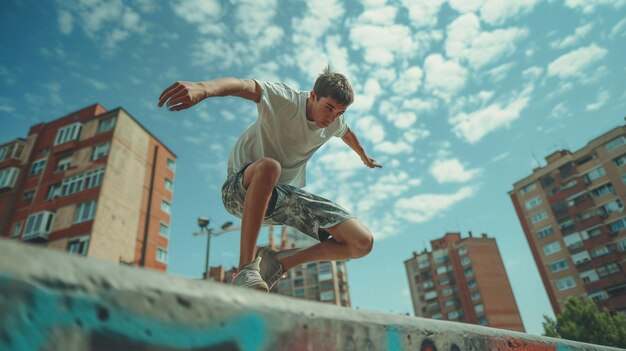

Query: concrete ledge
left=0, top=239, right=619, bottom=351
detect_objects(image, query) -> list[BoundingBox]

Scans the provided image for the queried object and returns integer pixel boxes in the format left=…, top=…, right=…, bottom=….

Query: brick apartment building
left=0, top=104, right=176, bottom=271
left=509, top=123, right=626, bottom=314
left=404, top=232, right=525, bottom=332
left=209, top=226, right=352, bottom=307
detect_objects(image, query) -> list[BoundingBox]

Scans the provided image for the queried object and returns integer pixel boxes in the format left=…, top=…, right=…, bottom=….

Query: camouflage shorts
left=221, top=166, right=354, bottom=242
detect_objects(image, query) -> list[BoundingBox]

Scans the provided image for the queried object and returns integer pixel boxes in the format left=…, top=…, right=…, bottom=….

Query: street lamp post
left=196, top=217, right=234, bottom=280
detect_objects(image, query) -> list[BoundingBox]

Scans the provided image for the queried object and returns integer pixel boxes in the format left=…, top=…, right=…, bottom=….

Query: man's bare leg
left=275, top=218, right=374, bottom=271
left=238, top=158, right=281, bottom=270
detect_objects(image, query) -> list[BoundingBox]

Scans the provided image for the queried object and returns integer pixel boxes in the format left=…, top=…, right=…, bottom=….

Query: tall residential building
left=404, top=232, right=525, bottom=332
left=208, top=226, right=352, bottom=307
left=509, top=123, right=626, bottom=315
left=0, top=104, right=176, bottom=271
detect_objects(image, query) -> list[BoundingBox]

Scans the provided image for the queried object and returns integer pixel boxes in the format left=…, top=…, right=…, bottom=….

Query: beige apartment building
left=509, top=123, right=626, bottom=314
left=404, top=232, right=525, bottom=332
left=0, top=104, right=176, bottom=271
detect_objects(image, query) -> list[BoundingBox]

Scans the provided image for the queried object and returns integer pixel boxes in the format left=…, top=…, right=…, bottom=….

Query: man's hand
left=362, top=156, right=382, bottom=169
left=158, top=81, right=208, bottom=111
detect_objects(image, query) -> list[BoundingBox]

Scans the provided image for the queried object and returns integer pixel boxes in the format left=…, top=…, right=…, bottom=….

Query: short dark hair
left=313, top=66, right=354, bottom=106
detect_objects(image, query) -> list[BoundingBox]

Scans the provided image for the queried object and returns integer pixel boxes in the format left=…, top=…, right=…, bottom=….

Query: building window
left=62, top=173, right=85, bottom=196
left=584, top=167, right=606, bottom=183
left=597, top=263, right=620, bottom=277
left=621, top=173, right=626, bottom=184
left=11, top=222, right=23, bottom=238
left=556, top=277, right=576, bottom=291
left=444, top=299, right=457, bottom=308
left=23, top=211, right=55, bottom=240
left=536, top=226, right=554, bottom=239
left=167, top=158, right=176, bottom=172
left=613, top=154, right=626, bottom=167
left=436, top=266, right=448, bottom=274
left=161, top=200, right=171, bottom=214
left=418, top=258, right=430, bottom=268
left=30, top=158, right=46, bottom=176
left=156, top=248, right=168, bottom=263
left=550, top=259, right=569, bottom=273
left=294, top=289, right=305, bottom=297
left=563, top=233, right=583, bottom=250
left=461, top=256, right=471, bottom=266
left=55, top=156, right=72, bottom=172
left=474, top=304, right=484, bottom=313
left=609, top=217, right=626, bottom=233
left=159, top=223, right=170, bottom=237
left=520, top=183, right=536, bottom=195
left=601, top=199, right=623, bottom=215
left=471, top=292, right=481, bottom=301
left=542, top=241, right=562, bottom=256
left=447, top=310, right=460, bottom=320
left=571, top=251, right=591, bottom=265
left=165, top=178, right=174, bottom=192
left=98, top=117, right=116, bottom=133
left=92, top=143, right=110, bottom=161
left=0, top=147, right=6, bottom=161
left=467, top=280, right=477, bottom=289
left=591, top=183, right=614, bottom=197
left=580, top=270, right=599, bottom=284
left=431, top=313, right=443, bottom=320
left=54, top=122, right=83, bottom=145
left=68, top=236, right=90, bottom=255
left=464, top=268, right=473, bottom=278
left=74, top=200, right=97, bottom=223
left=84, top=168, right=105, bottom=189
left=591, top=246, right=611, bottom=258
left=589, top=291, right=609, bottom=302
left=604, top=135, right=626, bottom=152
left=439, top=276, right=450, bottom=285
left=320, top=291, right=334, bottom=301
left=478, top=317, right=488, bottom=326
left=531, top=211, right=548, bottom=224
left=0, top=167, right=19, bottom=188
left=525, top=196, right=542, bottom=210
left=457, top=246, right=467, bottom=255
left=618, top=239, right=626, bottom=252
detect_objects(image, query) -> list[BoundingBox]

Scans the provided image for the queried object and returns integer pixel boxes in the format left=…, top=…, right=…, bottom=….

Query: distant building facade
left=509, top=124, right=626, bottom=315
left=404, top=232, right=525, bottom=332
left=208, top=226, right=352, bottom=307
left=0, top=104, right=176, bottom=271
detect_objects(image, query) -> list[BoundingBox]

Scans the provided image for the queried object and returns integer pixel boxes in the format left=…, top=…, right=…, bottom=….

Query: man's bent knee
left=244, top=158, right=281, bottom=189
left=349, top=233, right=374, bottom=258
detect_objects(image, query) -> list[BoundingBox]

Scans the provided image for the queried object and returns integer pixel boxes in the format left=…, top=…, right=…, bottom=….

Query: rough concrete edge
left=0, top=238, right=620, bottom=351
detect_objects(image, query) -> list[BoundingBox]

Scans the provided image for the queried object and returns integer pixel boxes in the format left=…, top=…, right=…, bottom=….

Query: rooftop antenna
left=531, top=151, right=541, bottom=168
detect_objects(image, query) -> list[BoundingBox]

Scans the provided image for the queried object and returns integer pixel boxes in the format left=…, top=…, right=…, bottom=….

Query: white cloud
left=547, top=44, right=607, bottom=79
left=171, top=0, right=223, bottom=34
left=551, top=102, right=571, bottom=119
left=610, top=18, right=626, bottom=38
left=491, top=152, right=509, bottom=162
left=449, top=0, right=486, bottom=13
left=429, top=158, right=481, bottom=183
left=352, top=77, right=382, bottom=112
left=58, top=10, right=73, bottom=34
left=355, top=116, right=386, bottom=143
left=395, top=186, right=477, bottom=223
left=480, top=0, right=540, bottom=26
left=586, top=90, right=610, bottom=111
left=424, top=54, right=468, bottom=100
left=404, top=128, right=431, bottom=143
left=550, top=23, right=593, bottom=50
left=401, top=0, right=446, bottom=28
left=564, top=0, right=626, bottom=14
left=392, top=66, right=423, bottom=96
left=349, top=24, right=414, bottom=66
left=446, top=14, right=529, bottom=70
left=375, top=140, right=413, bottom=154
left=316, top=149, right=364, bottom=178
left=357, top=5, right=397, bottom=25
left=450, top=87, right=532, bottom=143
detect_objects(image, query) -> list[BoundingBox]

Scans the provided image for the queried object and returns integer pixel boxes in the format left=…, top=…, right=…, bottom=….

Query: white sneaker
left=231, top=257, right=269, bottom=291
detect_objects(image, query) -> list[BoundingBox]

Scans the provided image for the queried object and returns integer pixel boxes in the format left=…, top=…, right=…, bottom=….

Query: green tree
left=542, top=295, right=626, bottom=348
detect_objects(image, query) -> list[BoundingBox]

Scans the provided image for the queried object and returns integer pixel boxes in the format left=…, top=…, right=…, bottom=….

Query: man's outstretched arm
left=341, top=127, right=382, bottom=169
left=157, top=78, right=261, bottom=111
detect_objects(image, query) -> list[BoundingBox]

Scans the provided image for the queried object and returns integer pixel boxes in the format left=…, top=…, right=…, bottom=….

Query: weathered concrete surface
left=0, top=239, right=620, bottom=351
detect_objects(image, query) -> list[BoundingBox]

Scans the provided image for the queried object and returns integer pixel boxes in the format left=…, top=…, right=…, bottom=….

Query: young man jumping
left=158, top=66, right=380, bottom=291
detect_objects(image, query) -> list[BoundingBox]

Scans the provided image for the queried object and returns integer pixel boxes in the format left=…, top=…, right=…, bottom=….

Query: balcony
left=21, top=230, right=51, bottom=243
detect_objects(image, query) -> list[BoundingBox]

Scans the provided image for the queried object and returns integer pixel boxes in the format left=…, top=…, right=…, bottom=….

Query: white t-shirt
left=227, top=80, right=348, bottom=187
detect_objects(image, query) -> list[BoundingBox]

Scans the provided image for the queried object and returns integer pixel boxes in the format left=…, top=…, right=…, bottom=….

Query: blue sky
left=2, top=0, right=626, bottom=335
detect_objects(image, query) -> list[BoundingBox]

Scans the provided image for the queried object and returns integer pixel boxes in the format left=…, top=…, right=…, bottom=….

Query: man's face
left=308, top=91, right=348, bottom=128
